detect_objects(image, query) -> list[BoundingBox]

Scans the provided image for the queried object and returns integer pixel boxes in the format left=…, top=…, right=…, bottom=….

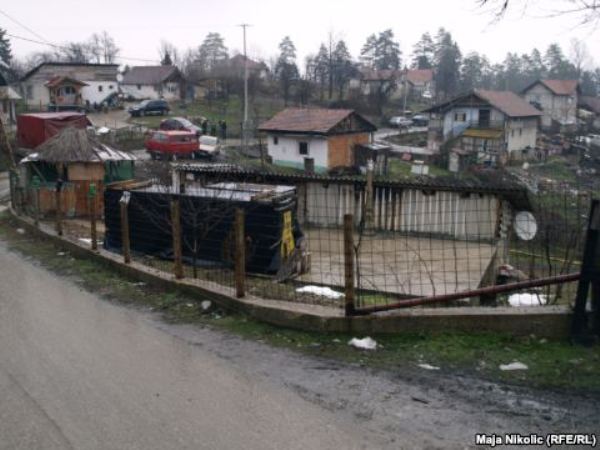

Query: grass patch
left=1, top=212, right=599, bottom=393
left=530, top=156, right=577, bottom=183
left=128, top=95, right=285, bottom=138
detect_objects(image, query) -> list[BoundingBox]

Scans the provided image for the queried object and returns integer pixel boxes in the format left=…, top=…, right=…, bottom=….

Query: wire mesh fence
left=12, top=165, right=591, bottom=314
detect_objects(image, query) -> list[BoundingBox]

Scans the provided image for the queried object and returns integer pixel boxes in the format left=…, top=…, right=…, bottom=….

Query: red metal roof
left=259, top=108, right=369, bottom=134
left=18, top=112, right=88, bottom=120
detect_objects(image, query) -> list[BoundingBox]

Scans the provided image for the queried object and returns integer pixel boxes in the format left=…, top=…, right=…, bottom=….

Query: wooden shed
left=19, top=127, right=136, bottom=217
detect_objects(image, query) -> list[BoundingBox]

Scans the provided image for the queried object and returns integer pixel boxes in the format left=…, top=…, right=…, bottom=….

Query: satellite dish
left=116, top=73, right=124, bottom=83
left=514, top=211, right=537, bottom=241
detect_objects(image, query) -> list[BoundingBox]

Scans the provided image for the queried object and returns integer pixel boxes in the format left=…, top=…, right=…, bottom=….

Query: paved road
left=0, top=246, right=380, bottom=450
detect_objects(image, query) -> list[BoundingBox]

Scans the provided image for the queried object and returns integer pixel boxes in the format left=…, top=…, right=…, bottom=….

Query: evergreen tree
left=359, top=34, right=378, bottom=68
left=161, top=51, right=173, bottom=66
left=332, top=39, right=354, bottom=99
left=411, top=33, right=434, bottom=69
left=373, top=29, right=401, bottom=70
left=198, top=32, right=228, bottom=72
left=433, top=28, right=461, bottom=98
left=0, top=28, right=12, bottom=66
left=274, top=36, right=299, bottom=105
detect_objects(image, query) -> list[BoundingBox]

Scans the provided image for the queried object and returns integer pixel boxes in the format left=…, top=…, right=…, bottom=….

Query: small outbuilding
left=19, top=127, right=136, bottom=217
left=258, top=108, right=377, bottom=173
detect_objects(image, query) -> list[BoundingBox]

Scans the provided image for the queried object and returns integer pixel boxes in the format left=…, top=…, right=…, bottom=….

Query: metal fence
left=11, top=168, right=590, bottom=315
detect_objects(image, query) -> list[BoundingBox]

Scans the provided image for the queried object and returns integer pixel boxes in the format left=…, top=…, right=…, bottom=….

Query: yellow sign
left=281, top=211, right=295, bottom=258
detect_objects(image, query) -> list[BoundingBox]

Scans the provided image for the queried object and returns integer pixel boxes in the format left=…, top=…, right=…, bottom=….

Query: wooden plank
left=235, top=208, right=245, bottom=298
left=344, top=214, right=355, bottom=316
left=171, top=198, right=183, bottom=279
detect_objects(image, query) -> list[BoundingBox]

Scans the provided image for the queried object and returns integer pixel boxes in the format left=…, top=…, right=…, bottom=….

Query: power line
left=0, top=8, right=50, bottom=44
left=6, top=32, right=160, bottom=64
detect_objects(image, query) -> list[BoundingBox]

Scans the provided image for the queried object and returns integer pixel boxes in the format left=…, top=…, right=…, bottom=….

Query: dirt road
left=0, top=240, right=598, bottom=449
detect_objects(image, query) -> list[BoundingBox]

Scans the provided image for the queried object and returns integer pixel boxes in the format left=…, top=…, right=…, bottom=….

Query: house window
left=60, top=86, right=75, bottom=95
left=98, top=85, right=103, bottom=92
left=519, top=129, right=522, bottom=136
left=109, top=85, right=113, bottom=90
left=299, top=142, right=308, bottom=155
left=511, top=129, right=515, bottom=137
left=273, top=136, right=279, bottom=145
left=454, top=112, right=466, bottom=122
left=137, top=84, right=142, bottom=90
left=26, top=85, right=33, bottom=100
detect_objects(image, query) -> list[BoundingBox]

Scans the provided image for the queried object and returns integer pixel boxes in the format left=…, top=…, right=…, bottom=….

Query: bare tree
left=570, top=38, right=591, bottom=77
left=479, top=0, right=600, bottom=25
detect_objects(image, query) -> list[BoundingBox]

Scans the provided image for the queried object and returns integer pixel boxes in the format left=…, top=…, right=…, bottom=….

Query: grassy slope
left=1, top=212, right=599, bottom=393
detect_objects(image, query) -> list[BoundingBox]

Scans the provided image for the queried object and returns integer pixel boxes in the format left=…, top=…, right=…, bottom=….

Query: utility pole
left=239, top=23, right=251, bottom=151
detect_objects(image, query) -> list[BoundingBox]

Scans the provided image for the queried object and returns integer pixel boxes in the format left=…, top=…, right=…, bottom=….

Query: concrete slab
left=300, top=228, right=496, bottom=297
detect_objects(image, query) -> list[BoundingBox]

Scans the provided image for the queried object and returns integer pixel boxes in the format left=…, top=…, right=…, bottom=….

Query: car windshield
left=176, top=118, right=194, bottom=127
left=139, top=100, right=150, bottom=107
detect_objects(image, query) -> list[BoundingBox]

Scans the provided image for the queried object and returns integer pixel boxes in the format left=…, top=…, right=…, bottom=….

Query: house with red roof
left=521, top=79, right=579, bottom=130
left=258, top=108, right=377, bottom=172
left=424, top=89, right=542, bottom=166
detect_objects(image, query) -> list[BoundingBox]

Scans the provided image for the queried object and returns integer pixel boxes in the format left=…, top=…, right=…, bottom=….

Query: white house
left=521, top=79, right=578, bottom=130
left=0, top=71, right=21, bottom=124
left=258, top=108, right=377, bottom=173
left=425, top=89, right=541, bottom=164
left=18, top=62, right=119, bottom=109
left=121, top=66, right=185, bottom=101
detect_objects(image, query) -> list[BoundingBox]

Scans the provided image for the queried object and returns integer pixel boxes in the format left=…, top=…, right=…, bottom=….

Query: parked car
left=411, top=114, right=429, bottom=127
left=145, top=130, right=198, bottom=160
left=197, top=135, right=221, bottom=158
left=128, top=99, right=170, bottom=117
left=159, top=117, right=202, bottom=135
left=389, top=116, right=412, bottom=128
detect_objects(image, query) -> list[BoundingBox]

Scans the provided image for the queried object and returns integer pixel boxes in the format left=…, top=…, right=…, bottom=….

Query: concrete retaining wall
left=7, top=209, right=573, bottom=339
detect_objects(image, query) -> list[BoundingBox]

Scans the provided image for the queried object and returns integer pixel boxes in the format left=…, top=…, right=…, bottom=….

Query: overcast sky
left=2, top=0, right=599, bottom=69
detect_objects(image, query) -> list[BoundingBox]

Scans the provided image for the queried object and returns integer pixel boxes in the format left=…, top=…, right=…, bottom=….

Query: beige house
left=425, top=89, right=541, bottom=165
left=521, top=79, right=578, bottom=130
left=121, top=66, right=185, bottom=101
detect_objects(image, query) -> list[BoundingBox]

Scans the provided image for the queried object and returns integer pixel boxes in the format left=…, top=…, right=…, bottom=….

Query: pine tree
left=373, top=29, right=401, bottom=71
left=411, top=33, right=434, bottom=69
left=275, top=36, right=299, bottom=105
left=198, top=32, right=228, bottom=72
left=0, top=28, right=12, bottom=66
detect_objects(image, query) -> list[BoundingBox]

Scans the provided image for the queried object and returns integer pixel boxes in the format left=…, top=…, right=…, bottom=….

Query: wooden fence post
left=344, top=213, right=355, bottom=316
left=31, top=176, right=40, bottom=227
left=235, top=208, right=245, bottom=298
left=365, top=160, right=374, bottom=232
left=88, top=183, right=98, bottom=251
left=171, top=197, right=183, bottom=279
left=120, top=192, right=131, bottom=264
left=55, top=179, right=63, bottom=236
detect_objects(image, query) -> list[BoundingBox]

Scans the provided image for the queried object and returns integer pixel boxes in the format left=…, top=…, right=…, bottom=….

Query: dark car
left=159, top=117, right=202, bottom=135
left=411, top=114, right=429, bottom=127
left=128, top=99, right=170, bottom=117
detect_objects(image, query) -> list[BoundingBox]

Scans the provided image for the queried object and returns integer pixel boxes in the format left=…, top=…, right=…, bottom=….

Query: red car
left=145, top=130, right=198, bottom=160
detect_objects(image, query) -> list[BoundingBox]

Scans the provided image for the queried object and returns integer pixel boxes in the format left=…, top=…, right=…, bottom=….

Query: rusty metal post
left=171, top=197, right=184, bottom=279
left=235, top=208, right=245, bottom=298
left=571, top=199, right=600, bottom=342
left=343, top=213, right=355, bottom=316
left=119, top=192, right=131, bottom=264
left=88, top=183, right=98, bottom=251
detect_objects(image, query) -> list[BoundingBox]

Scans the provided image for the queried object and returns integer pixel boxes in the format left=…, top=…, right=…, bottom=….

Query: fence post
left=365, top=160, right=374, bottom=232
left=55, top=179, right=63, bottom=236
left=88, top=183, right=98, bottom=251
left=119, top=192, right=131, bottom=264
left=344, top=213, right=355, bottom=316
left=571, top=199, right=600, bottom=343
left=31, top=176, right=40, bottom=227
left=171, top=197, right=183, bottom=279
left=235, top=208, right=245, bottom=298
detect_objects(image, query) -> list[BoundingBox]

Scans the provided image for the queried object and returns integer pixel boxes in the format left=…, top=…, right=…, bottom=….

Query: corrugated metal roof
left=258, top=108, right=376, bottom=134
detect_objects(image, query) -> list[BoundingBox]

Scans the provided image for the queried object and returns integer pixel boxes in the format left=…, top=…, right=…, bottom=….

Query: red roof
left=259, top=108, right=375, bottom=134
left=474, top=89, right=542, bottom=118
left=525, top=79, right=578, bottom=96
left=406, top=69, right=433, bottom=85
left=19, top=112, right=88, bottom=120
